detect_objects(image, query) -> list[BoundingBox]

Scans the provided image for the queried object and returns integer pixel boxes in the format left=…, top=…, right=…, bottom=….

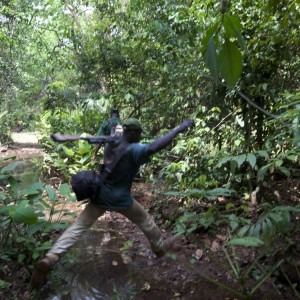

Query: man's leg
left=118, top=200, right=169, bottom=257
left=31, top=202, right=106, bottom=289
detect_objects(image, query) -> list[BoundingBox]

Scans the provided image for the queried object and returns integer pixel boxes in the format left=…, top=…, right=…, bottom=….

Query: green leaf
left=0, top=206, right=9, bottom=216
left=262, top=218, right=274, bottom=245
left=164, top=191, right=184, bottom=197
left=20, top=182, right=44, bottom=196
left=218, top=39, right=243, bottom=88
left=125, top=93, right=133, bottom=101
left=66, top=195, right=77, bottom=202
left=252, top=224, right=261, bottom=237
left=59, top=183, right=71, bottom=195
left=35, top=241, right=53, bottom=251
left=11, top=206, right=38, bottom=225
left=228, top=214, right=239, bottom=231
left=275, top=159, right=283, bottom=167
left=0, top=191, right=7, bottom=201
left=18, top=253, right=26, bottom=264
left=1, top=161, right=23, bottom=174
left=62, top=146, right=74, bottom=156
left=277, top=166, right=290, bottom=177
left=207, top=188, right=235, bottom=197
left=256, top=150, right=269, bottom=159
left=238, top=225, right=251, bottom=237
left=230, top=159, right=237, bottom=173
left=234, top=154, right=246, bottom=168
left=223, top=15, right=245, bottom=49
left=45, top=185, right=57, bottom=201
left=205, top=36, right=219, bottom=81
left=201, top=22, right=219, bottom=54
left=227, top=236, right=264, bottom=247
left=257, top=164, right=271, bottom=181
left=216, top=156, right=233, bottom=168
left=247, top=153, right=257, bottom=168
left=38, top=198, right=52, bottom=209
left=186, top=188, right=206, bottom=198
left=199, top=174, right=207, bottom=186
left=272, top=206, right=300, bottom=213
left=27, top=222, right=48, bottom=235
left=0, top=279, right=9, bottom=288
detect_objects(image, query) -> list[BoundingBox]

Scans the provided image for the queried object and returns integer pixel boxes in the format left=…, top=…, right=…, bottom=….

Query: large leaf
left=247, top=153, right=257, bottom=168
left=272, top=206, right=300, bottom=213
left=257, top=164, right=271, bottom=181
left=207, top=188, right=235, bottom=197
left=59, top=183, right=71, bottom=195
left=218, top=39, right=242, bottom=88
left=234, top=154, right=246, bottom=168
left=256, top=150, right=269, bottom=159
left=201, top=22, right=219, bottom=54
left=1, top=161, right=23, bottom=174
left=223, top=15, right=245, bottom=49
left=205, top=36, right=219, bottom=81
left=0, top=155, right=16, bottom=162
left=0, top=191, right=7, bottom=201
left=62, top=146, right=74, bottom=156
left=20, top=182, right=44, bottom=196
left=0, top=206, right=9, bottom=216
left=27, top=222, right=48, bottom=235
left=11, top=206, right=38, bottom=225
left=227, top=236, right=264, bottom=247
left=45, top=185, right=57, bottom=201
left=0, top=110, right=8, bottom=119
left=216, top=156, right=233, bottom=168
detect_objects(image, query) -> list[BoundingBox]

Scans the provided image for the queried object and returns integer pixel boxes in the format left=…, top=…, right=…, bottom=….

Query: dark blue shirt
left=95, top=142, right=150, bottom=209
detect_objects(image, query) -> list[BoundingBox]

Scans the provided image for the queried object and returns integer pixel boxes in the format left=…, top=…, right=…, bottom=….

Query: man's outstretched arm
left=148, top=119, right=194, bottom=155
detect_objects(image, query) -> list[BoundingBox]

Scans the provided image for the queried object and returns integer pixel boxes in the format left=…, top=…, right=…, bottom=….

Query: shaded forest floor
left=0, top=134, right=299, bottom=299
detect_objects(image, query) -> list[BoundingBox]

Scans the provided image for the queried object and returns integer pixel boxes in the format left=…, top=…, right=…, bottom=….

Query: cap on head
left=123, top=118, right=142, bottom=131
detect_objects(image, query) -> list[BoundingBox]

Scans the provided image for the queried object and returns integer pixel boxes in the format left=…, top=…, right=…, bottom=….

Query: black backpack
left=71, top=143, right=128, bottom=202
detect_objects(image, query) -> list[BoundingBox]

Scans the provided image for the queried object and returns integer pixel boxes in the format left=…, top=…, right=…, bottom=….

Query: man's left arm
left=148, top=119, right=194, bottom=155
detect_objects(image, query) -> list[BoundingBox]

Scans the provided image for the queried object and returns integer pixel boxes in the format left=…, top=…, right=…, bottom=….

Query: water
left=34, top=226, right=236, bottom=300
left=37, top=229, right=139, bottom=300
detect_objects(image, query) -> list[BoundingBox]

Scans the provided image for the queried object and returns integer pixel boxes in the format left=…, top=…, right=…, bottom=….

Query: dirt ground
left=1, top=135, right=299, bottom=300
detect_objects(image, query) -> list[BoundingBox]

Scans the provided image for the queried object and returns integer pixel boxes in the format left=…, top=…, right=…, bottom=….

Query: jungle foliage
left=0, top=0, right=299, bottom=298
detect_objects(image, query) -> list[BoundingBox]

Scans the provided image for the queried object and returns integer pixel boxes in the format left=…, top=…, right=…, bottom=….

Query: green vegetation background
left=0, top=0, right=299, bottom=299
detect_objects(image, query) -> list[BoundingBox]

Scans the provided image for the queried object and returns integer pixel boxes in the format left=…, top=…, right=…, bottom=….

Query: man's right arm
left=148, top=119, right=194, bottom=155
left=93, top=143, right=103, bottom=160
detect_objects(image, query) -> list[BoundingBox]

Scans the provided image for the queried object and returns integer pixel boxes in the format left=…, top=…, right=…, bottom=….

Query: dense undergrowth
left=1, top=92, right=299, bottom=299
left=1, top=1, right=300, bottom=298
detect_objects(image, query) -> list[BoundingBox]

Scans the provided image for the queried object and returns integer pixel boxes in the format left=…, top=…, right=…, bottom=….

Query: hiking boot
left=154, top=236, right=177, bottom=258
left=30, top=253, right=58, bottom=289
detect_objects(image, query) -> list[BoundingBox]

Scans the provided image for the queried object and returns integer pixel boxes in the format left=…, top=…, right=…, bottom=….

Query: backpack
left=109, top=119, right=123, bottom=137
left=71, top=143, right=129, bottom=202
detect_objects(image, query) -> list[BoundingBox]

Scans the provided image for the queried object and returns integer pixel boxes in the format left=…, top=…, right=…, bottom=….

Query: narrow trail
left=0, top=132, right=44, bottom=160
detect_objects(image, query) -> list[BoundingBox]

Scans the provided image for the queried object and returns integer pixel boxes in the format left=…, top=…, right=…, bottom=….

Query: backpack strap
left=98, top=143, right=128, bottom=184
